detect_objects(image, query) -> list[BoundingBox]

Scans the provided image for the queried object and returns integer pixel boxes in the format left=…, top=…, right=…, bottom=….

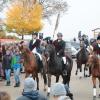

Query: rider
left=29, top=32, right=43, bottom=71
left=93, top=35, right=100, bottom=58
left=53, top=32, right=67, bottom=75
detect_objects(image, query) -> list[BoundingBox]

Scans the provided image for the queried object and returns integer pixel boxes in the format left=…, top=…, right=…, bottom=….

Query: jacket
left=93, top=43, right=100, bottom=55
left=16, top=90, right=47, bottom=100
left=29, top=39, right=41, bottom=53
left=11, top=54, right=21, bottom=69
left=2, top=54, right=12, bottom=69
left=53, top=39, right=66, bottom=56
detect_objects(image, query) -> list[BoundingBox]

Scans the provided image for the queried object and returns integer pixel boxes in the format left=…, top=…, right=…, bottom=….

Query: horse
left=75, top=43, right=90, bottom=78
left=43, top=44, right=73, bottom=99
left=86, top=54, right=100, bottom=98
left=19, top=45, right=47, bottom=90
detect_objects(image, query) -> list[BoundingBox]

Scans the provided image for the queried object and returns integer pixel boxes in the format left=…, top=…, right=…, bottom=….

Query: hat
left=50, top=83, right=66, bottom=96
left=24, top=77, right=37, bottom=92
left=20, top=41, right=24, bottom=45
left=97, top=35, right=100, bottom=40
left=57, top=32, right=63, bottom=37
left=32, top=32, right=38, bottom=36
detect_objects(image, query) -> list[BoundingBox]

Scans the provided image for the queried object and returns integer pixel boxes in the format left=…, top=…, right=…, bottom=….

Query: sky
left=40, top=0, right=100, bottom=41
left=0, top=0, right=100, bottom=41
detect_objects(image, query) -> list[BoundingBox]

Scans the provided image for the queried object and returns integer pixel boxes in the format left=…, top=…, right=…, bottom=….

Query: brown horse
left=19, top=45, right=47, bottom=90
left=87, top=54, right=100, bottom=98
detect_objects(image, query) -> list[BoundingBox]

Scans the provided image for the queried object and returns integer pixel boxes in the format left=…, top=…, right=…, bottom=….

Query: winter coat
left=53, top=39, right=66, bottom=57
left=11, top=54, right=21, bottom=69
left=29, top=39, right=42, bottom=53
left=16, top=90, right=47, bottom=100
left=2, top=54, right=12, bottom=69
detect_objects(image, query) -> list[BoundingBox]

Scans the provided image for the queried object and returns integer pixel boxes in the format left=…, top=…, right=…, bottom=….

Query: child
left=11, top=49, right=21, bottom=87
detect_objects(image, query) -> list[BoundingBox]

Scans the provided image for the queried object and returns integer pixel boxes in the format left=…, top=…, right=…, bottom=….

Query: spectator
left=0, top=45, right=3, bottom=80
left=50, top=83, right=71, bottom=100
left=16, top=77, right=47, bottom=100
left=2, top=50, right=12, bottom=86
left=11, top=49, right=21, bottom=87
left=0, top=91, right=11, bottom=100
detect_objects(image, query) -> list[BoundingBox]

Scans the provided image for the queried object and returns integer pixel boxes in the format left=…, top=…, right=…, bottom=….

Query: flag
left=54, top=13, right=60, bottom=31
left=53, top=13, right=60, bottom=38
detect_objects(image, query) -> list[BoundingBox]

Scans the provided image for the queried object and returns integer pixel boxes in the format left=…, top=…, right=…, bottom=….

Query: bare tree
left=0, top=0, right=68, bottom=17
left=41, top=0, right=68, bottom=19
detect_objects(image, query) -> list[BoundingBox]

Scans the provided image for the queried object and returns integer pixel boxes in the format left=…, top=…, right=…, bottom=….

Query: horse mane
left=46, top=44, right=56, bottom=56
left=22, top=48, right=32, bottom=63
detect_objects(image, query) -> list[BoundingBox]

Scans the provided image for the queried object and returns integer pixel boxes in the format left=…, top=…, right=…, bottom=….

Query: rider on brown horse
left=93, top=35, right=100, bottom=58
left=29, top=32, right=43, bottom=72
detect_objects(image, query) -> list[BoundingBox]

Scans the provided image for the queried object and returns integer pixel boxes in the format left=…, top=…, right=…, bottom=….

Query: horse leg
left=75, top=62, right=78, bottom=75
left=79, top=64, right=82, bottom=78
left=92, top=76, right=96, bottom=98
left=47, top=74, right=51, bottom=96
left=84, top=64, right=86, bottom=77
left=62, top=73, right=73, bottom=100
left=98, top=77, right=100, bottom=97
left=84, top=64, right=89, bottom=77
left=43, top=73, right=47, bottom=91
left=56, top=75, right=59, bottom=83
left=35, top=73, right=39, bottom=90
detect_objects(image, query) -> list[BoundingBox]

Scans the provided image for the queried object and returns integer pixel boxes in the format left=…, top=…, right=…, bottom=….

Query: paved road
left=0, top=59, right=100, bottom=100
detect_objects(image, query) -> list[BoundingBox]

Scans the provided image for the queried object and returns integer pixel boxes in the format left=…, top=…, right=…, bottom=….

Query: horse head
left=87, top=55, right=100, bottom=68
left=44, top=44, right=56, bottom=61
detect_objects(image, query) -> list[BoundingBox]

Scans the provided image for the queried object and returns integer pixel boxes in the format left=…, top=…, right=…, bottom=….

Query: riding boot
left=6, top=81, right=10, bottom=86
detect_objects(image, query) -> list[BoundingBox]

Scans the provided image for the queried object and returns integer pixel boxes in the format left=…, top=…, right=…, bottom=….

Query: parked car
left=70, top=46, right=77, bottom=58
left=71, top=42, right=80, bottom=50
left=65, top=41, right=78, bottom=58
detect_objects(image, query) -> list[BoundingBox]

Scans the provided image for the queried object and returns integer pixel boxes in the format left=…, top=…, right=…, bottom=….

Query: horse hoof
left=79, top=77, right=82, bottom=79
left=99, top=94, right=100, bottom=98
left=84, top=75, right=88, bottom=77
left=93, top=96, right=96, bottom=100
left=47, top=93, right=50, bottom=97
left=44, top=88, right=46, bottom=91
left=75, top=73, right=77, bottom=75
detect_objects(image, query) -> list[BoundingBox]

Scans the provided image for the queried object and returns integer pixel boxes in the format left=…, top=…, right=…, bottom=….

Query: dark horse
left=19, top=45, right=47, bottom=90
left=86, top=54, right=100, bottom=99
left=44, top=44, right=73, bottom=97
left=76, top=44, right=90, bottom=78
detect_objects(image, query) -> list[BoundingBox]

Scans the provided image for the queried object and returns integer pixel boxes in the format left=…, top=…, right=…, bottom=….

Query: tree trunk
left=22, top=34, right=24, bottom=40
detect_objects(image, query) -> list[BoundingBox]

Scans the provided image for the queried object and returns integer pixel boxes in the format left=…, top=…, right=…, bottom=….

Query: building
left=92, top=28, right=100, bottom=39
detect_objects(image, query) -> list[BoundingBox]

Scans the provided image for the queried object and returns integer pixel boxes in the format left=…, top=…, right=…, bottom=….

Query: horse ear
left=19, top=45, right=24, bottom=52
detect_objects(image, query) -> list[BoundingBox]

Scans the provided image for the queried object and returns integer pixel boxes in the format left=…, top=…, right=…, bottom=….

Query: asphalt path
left=0, top=59, right=100, bottom=100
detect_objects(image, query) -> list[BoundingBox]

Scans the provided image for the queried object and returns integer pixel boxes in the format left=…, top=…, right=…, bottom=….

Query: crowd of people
left=0, top=44, right=22, bottom=87
left=0, top=32, right=100, bottom=100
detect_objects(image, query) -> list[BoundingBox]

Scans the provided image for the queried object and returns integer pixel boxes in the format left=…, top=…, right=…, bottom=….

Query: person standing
left=2, top=50, right=12, bottom=86
left=11, top=49, right=21, bottom=87
left=0, top=45, right=3, bottom=80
